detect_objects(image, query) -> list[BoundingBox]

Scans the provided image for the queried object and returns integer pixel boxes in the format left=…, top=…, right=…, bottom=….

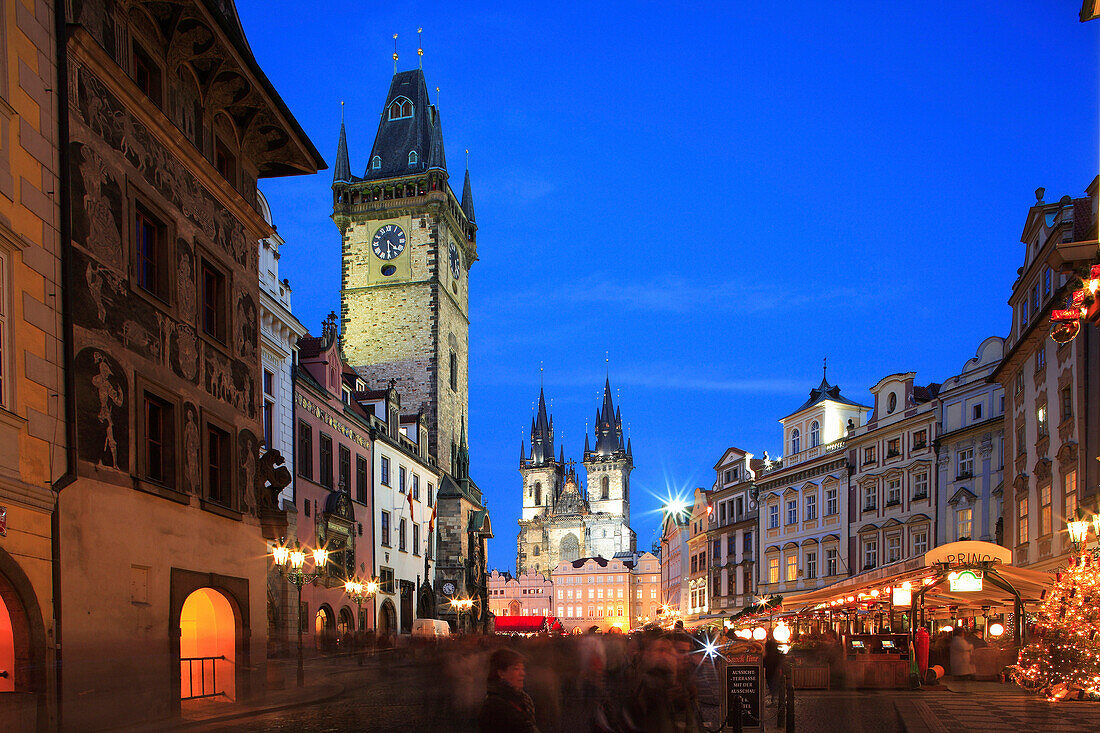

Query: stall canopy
left=493, top=615, right=565, bottom=634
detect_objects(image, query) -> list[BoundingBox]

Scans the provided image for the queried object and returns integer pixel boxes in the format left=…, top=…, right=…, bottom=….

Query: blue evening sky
left=238, top=1, right=1098, bottom=573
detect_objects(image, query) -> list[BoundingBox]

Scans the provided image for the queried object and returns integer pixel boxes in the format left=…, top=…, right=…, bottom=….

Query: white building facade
left=709, top=448, right=761, bottom=615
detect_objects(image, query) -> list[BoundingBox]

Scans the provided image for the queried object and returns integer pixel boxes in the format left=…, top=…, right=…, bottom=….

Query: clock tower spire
left=332, top=68, right=477, bottom=474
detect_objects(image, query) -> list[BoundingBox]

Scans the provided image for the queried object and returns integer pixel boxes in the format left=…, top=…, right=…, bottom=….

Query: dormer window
left=388, top=97, right=413, bottom=120
left=408, top=151, right=418, bottom=167
left=371, top=155, right=381, bottom=170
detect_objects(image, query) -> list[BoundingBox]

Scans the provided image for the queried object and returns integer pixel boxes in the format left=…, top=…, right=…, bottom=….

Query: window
left=297, top=421, right=312, bottom=479
left=913, top=530, right=928, bottom=555
left=399, top=466, right=407, bottom=494
left=887, top=478, right=901, bottom=505
left=1044, top=267, right=1052, bottom=297
left=809, top=421, right=820, bottom=448
left=131, top=42, right=162, bottom=107
left=600, top=476, right=609, bottom=500
left=141, top=391, right=175, bottom=486
left=356, top=455, right=368, bottom=504
left=863, top=538, right=878, bottom=569
left=743, top=532, right=753, bottom=555
left=1016, top=423, right=1026, bottom=456
left=913, top=472, right=929, bottom=499
left=863, top=446, right=876, bottom=464
left=1032, top=282, right=1040, bottom=313
left=972, top=403, right=983, bottom=421
left=135, top=204, right=169, bottom=301
left=408, top=151, right=418, bottom=167
left=214, top=139, right=236, bottom=186
left=886, top=535, right=901, bottom=563
left=1014, top=371, right=1024, bottom=396
left=388, top=97, right=413, bottom=119
left=1040, top=485, right=1052, bottom=536
left=1037, top=405, right=1048, bottom=439
left=825, top=548, right=838, bottom=577
left=806, top=552, right=817, bottom=579
left=380, top=456, right=390, bottom=485
left=412, top=474, right=420, bottom=500
left=1020, top=299, right=1029, bottom=330
left=957, top=448, right=974, bottom=478
left=785, top=555, right=797, bottom=582
left=1066, top=470, right=1078, bottom=522
left=887, top=438, right=900, bottom=457
left=887, top=392, right=897, bottom=413
left=790, top=429, right=800, bottom=454
left=1061, top=387, right=1073, bottom=423
left=200, top=258, right=228, bottom=343
left=912, top=429, right=927, bottom=448
left=805, top=494, right=817, bottom=521
left=412, top=523, right=420, bottom=555
left=768, top=557, right=779, bottom=584
left=262, top=370, right=274, bottom=448
left=206, top=423, right=232, bottom=506
left=769, top=504, right=779, bottom=529
left=863, top=485, right=876, bottom=511
left=339, top=445, right=351, bottom=491
left=1017, top=497, right=1029, bottom=545
left=381, top=511, right=391, bottom=546
left=449, top=350, right=458, bottom=391
left=371, top=155, right=381, bottom=170
left=712, top=539, right=721, bottom=559
left=1035, top=347, right=1046, bottom=372
left=690, top=555, right=697, bottom=574
left=319, top=433, right=333, bottom=488
left=428, top=483, right=434, bottom=507
left=379, top=567, right=395, bottom=594
left=786, top=499, right=797, bottom=525
left=825, top=487, right=837, bottom=516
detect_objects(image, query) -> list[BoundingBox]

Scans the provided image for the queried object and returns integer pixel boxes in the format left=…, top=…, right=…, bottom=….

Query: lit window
left=956, top=508, right=972, bottom=540
left=1066, top=471, right=1078, bottom=522
left=372, top=155, right=381, bottom=170
left=1037, top=405, right=1048, bottom=438
left=785, top=555, right=797, bottom=582
left=1039, top=484, right=1052, bottom=537
left=768, top=557, right=779, bottom=584
left=1017, top=497, right=1029, bottom=545
left=408, top=150, right=418, bottom=167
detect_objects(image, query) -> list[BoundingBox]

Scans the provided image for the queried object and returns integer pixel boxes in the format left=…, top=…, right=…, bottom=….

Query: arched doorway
left=378, top=600, right=397, bottom=635
left=0, top=552, right=47, bottom=731
left=314, top=605, right=334, bottom=636
left=337, top=607, right=354, bottom=634
left=179, top=588, right=237, bottom=701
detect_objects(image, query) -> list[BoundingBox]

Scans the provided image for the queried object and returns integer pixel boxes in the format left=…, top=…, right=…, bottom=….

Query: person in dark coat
left=479, top=647, right=540, bottom=733
left=763, top=637, right=782, bottom=696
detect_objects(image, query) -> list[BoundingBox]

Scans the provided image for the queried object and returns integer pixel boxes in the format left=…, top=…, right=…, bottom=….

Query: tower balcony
left=333, top=174, right=476, bottom=245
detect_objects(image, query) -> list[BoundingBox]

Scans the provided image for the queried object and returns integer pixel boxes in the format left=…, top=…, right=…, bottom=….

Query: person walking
left=480, top=648, right=540, bottom=733
left=949, top=627, right=974, bottom=679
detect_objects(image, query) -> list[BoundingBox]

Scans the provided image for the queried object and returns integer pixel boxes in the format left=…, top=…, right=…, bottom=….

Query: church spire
left=461, top=166, right=475, bottom=222
left=333, top=110, right=352, bottom=184
left=593, top=377, right=624, bottom=457
left=529, top=387, right=554, bottom=465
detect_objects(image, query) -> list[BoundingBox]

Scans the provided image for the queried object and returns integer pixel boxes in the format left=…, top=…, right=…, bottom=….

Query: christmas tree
left=1013, top=554, right=1100, bottom=700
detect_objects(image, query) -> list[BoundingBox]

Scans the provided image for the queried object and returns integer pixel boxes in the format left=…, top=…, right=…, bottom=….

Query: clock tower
left=332, top=69, right=477, bottom=473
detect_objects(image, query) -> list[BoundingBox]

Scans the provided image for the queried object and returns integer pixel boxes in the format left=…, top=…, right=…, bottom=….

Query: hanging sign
left=722, top=641, right=764, bottom=731
left=949, top=570, right=983, bottom=592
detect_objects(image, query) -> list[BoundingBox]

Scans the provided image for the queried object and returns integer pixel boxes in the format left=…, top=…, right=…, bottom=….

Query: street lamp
left=272, top=539, right=328, bottom=687
left=343, top=577, right=379, bottom=632
left=1068, top=516, right=1091, bottom=552
left=449, top=597, right=475, bottom=632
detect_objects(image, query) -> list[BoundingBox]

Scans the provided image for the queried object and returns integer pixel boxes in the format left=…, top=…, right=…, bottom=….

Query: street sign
left=721, top=640, right=764, bottom=731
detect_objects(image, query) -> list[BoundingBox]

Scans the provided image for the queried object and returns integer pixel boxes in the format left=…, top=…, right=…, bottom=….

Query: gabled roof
left=364, top=70, right=443, bottom=181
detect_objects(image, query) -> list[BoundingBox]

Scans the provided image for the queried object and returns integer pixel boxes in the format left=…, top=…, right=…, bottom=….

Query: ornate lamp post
left=449, top=597, right=475, bottom=632
left=272, top=539, right=328, bottom=687
left=343, top=578, right=379, bottom=631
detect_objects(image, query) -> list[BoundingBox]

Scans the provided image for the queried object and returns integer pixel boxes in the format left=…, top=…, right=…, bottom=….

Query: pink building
left=487, top=569, right=555, bottom=618
left=660, top=508, right=690, bottom=620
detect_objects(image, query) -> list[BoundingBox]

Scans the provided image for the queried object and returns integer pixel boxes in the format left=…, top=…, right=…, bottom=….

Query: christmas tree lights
left=1013, top=554, right=1100, bottom=700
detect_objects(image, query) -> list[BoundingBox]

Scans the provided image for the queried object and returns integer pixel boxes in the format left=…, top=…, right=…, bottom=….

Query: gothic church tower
left=332, top=70, right=477, bottom=473
left=584, top=378, right=636, bottom=558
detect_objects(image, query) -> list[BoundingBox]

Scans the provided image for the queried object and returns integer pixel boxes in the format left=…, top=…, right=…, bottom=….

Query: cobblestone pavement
left=914, top=691, right=1100, bottom=733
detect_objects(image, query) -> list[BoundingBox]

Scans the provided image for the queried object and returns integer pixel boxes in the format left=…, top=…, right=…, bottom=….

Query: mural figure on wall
left=236, top=292, right=257, bottom=361
left=75, top=348, right=128, bottom=470
left=238, top=430, right=258, bottom=516
left=183, top=403, right=200, bottom=494
left=93, top=353, right=123, bottom=467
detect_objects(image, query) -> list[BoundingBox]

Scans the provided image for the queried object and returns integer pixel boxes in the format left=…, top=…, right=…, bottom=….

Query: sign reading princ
left=924, top=540, right=1011, bottom=567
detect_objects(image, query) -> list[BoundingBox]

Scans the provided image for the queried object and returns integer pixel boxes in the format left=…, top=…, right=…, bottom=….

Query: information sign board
left=722, top=641, right=764, bottom=731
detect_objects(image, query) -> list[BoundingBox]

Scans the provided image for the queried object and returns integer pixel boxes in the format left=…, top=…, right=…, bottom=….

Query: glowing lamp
left=846, top=596, right=855, bottom=603
left=772, top=623, right=791, bottom=643
left=312, top=547, right=329, bottom=567
left=272, top=544, right=290, bottom=567
left=989, top=623, right=1005, bottom=638
left=892, top=585, right=912, bottom=607
left=366, top=580, right=379, bottom=594
left=752, top=627, right=767, bottom=641
left=1068, top=519, right=1090, bottom=546
left=289, top=548, right=306, bottom=569
left=940, top=625, right=953, bottom=633
left=870, top=589, right=880, bottom=598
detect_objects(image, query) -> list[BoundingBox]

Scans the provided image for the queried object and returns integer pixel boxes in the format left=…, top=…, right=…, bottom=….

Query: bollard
left=785, top=668, right=795, bottom=733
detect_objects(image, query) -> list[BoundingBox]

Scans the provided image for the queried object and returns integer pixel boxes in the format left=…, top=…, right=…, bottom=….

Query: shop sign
left=924, top=541, right=1011, bottom=567
left=892, top=585, right=912, bottom=607
left=723, top=641, right=764, bottom=730
left=949, top=570, right=983, bottom=592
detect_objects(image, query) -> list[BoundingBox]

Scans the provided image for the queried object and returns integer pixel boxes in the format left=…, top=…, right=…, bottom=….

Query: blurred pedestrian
left=949, top=627, right=974, bottom=679
left=763, top=636, right=782, bottom=697
left=479, top=648, right=540, bottom=733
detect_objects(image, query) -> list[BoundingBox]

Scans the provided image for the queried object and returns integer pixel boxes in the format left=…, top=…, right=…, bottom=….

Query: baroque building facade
left=331, top=67, right=490, bottom=629
left=707, top=448, right=762, bottom=617
left=55, top=1, right=323, bottom=728
left=516, top=380, right=636, bottom=577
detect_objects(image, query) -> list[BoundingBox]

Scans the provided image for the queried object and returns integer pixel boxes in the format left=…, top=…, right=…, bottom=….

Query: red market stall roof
left=493, top=615, right=564, bottom=634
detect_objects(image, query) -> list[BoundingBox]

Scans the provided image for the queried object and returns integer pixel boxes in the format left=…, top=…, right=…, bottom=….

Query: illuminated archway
left=315, top=604, right=334, bottom=635
left=179, top=588, right=236, bottom=701
left=0, top=591, right=14, bottom=693
left=337, top=607, right=354, bottom=634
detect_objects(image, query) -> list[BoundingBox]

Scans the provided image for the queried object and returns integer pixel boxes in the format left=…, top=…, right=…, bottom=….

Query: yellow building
left=550, top=552, right=661, bottom=632
left=0, top=1, right=63, bottom=730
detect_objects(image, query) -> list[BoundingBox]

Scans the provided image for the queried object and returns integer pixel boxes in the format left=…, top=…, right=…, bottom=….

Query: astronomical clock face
left=442, top=581, right=456, bottom=596
left=372, top=224, right=406, bottom=260
left=449, top=241, right=461, bottom=279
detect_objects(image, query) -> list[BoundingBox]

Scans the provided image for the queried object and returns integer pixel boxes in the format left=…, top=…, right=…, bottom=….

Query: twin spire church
left=516, top=379, right=638, bottom=576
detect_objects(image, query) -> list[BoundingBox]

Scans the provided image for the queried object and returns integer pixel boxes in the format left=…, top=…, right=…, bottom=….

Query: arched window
left=534, top=482, right=542, bottom=505
left=388, top=97, right=413, bottom=120
left=533, top=545, right=540, bottom=556
left=790, top=429, right=801, bottom=455
left=408, top=151, right=418, bottom=167
left=810, top=421, right=820, bottom=448
left=371, top=155, right=381, bottom=170
left=600, top=476, right=609, bottom=500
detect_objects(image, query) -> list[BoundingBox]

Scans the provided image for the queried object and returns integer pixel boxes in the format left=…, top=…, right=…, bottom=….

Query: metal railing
left=180, top=655, right=226, bottom=700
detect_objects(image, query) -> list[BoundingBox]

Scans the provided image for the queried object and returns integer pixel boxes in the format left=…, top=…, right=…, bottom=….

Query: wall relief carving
left=75, top=347, right=128, bottom=470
